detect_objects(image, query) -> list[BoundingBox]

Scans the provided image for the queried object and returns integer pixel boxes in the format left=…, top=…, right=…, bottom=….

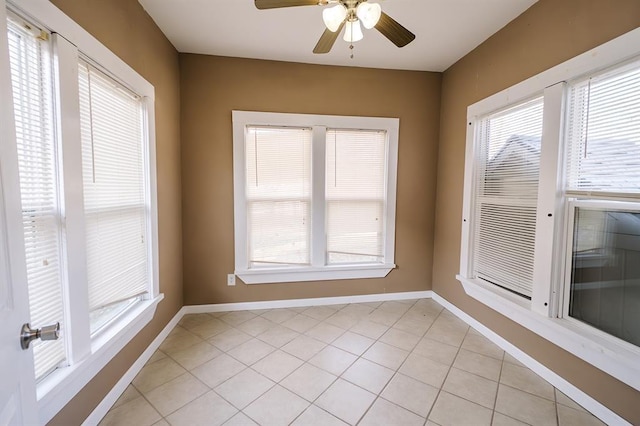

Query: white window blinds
left=245, top=126, right=311, bottom=267
left=7, top=16, right=66, bottom=380
left=325, top=129, right=386, bottom=264
left=78, top=61, right=148, bottom=333
left=566, top=60, right=640, bottom=195
left=473, top=97, right=544, bottom=298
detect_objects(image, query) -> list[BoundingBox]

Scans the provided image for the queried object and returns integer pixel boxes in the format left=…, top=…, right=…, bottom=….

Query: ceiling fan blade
left=254, top=0, right=319, bottom=9
left=313, top=22, right=344, bottom=54
left=375, top=12, right=416, bottom=48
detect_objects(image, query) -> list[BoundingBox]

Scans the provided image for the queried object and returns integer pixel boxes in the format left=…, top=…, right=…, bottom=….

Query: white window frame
left=2, top=1, right=161, bottom=423
left=232, top=111, right=399, bottom=284
left=458, top=26, right=640, bottom=392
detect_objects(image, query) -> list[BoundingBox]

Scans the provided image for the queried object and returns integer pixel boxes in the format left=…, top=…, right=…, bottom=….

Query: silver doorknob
left=20, top=322, right=60, bottom=350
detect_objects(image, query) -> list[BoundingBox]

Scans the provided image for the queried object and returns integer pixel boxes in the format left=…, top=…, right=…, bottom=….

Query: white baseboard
left=82, top=306, right=188, bottom=426
left=183, top=290, right=433, bottom=314
left=431, top=293, right=629, bottom=426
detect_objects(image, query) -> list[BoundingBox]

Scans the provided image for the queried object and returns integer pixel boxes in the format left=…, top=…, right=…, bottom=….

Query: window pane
left=326, top=129, right=386, bottom=264
left=569, top=207, right=640, bottom=347
left=473, top=97, right=544, bottom=298
left=245, top=126, right=311, bottom=266
left=566, top=60, right=640, bottom=193
left=7, top=15, right=66, bottom=381
left=78, top=61, right=148, bottom=334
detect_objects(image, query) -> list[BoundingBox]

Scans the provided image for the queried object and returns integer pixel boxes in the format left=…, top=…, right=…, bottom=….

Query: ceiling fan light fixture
left=343, top=19, right=363, bottom=42
left=356, top=2, right=381, bottom=29
left=322, top=4, right=347, bottom=32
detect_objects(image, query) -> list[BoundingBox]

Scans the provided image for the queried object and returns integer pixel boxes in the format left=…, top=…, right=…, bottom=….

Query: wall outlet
left=227, top=274, right=236, bottom=286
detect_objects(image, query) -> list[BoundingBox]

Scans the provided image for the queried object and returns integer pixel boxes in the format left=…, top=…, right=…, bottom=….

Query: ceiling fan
left=254, top=0, right=416, bottom=54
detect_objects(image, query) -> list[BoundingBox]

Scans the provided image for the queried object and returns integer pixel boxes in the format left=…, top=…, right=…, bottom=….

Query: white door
left=0, top=1, right=38, bottom=424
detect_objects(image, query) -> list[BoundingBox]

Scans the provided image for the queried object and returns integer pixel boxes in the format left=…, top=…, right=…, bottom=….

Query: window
left=233, top=111, right=399, bottom=284
left=3, top=2, right=160, bottom=421
left=459, top=27, right=640, bottom=392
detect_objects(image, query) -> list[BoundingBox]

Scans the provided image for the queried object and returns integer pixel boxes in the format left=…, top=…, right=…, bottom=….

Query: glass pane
left=569, top=207, right=640, bottom=347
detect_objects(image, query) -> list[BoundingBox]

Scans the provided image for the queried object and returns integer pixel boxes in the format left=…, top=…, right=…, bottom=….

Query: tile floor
left=99, top=298, right=605, bottom=426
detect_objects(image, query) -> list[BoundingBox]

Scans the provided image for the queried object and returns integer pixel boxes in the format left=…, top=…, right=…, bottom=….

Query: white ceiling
left=139, top=0, right=537, bottom=72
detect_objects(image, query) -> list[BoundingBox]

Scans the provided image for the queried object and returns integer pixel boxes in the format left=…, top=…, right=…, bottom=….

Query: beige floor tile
left=147, top=350, right=167, bottom=365
left=220, top=311, right=257, bottom=326
left=260, top=308, right=298, bottom=324
left=495, top=384, right=557, bottom=425
left=189, top=318, right=231, bottom=339
left=305, top=322, right=345, bottom=344
left=379, top=301, right=411, bottom=314
left=179, top=314, right=217, bottom=330
left=324, top=311, right=361, bottom=329
left=316, top=379, right=376, bottom=425
left=453, top=349, right=502, bottom=381
left=168, top=341, right=222, bottom=370
left=282, top=314, right=320, bottom=333
left=555, top=389, right=586, bottom=412
left=557, top=404, right=605, bottom=426
left=158, top=328, right=203, bottom=355
left=165, top=391, right=237, bottom=426
left=425, top=320, right=468, bottom=348
left=302, top=305, right=338, bottom=321
left=132, top=357, right=187, bottom=393
left=144, top=372, right=208, bottom=416
left=222, top=412, right=258, bottom=426
left=362, top=341, right=409, bottom=370
left=349, top=320, right=389, bottom=340
left=291, top=405, right=348, bottom=425
left=214, top=368, right=275, bottom=409
left=281, top=363, right=337, bottom=401
left=249, top=309, right=272, bottom=315
left=281, top=335, right=327, bottom=360
left=244, top=385, right=309, bottom=426
left=367, top=309, right=403, bottom=326
left=191, top=353, right=245, bottom=388
left=256, top=324, right=300, bottom=347
left=152, top=420, right=170, bottom=426
left=331, top=331, right=375, bottom=355
left=237, top=316, right=276, bottom=337
left=111, top=384, right=141, bottom=409
left=412, top=299, right=444, bottom=316
left=100, top=396, right=161, bottom=426
left=379, top=328, right=421, bottom=351
left=359, top=398, right=425, bottom=426
left=492, top=412, right=529, bottom=425
left=208, top=328, right=253, bottom=352
left=500, top=362, right=555, bottom=400
left=442, top=367, right=498, bottom=409
left=392, top=316, right=433, bottom=337
left=503, top=352, right=526, bottom=367
left=227, top=338, right=275, bottom=365
left=412, top=337, right=459, bottom=366
left=342, top=358, right=394, bottom=394
left=429, top=391, right=493, bottom=426
left=399, top=352, right=450, bottom=388
left=381, top=373, right=439, bottom=417
left=461, top=332, right=504, bottom=360
left=341, top=304, right=375, bottom=318
left=308, top=345, right=357, bottom=376
left=252, top=349, right=304, bottom=382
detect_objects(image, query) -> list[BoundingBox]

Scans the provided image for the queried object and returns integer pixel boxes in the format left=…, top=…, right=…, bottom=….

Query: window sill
left=36, top=294, right=164, bottom=424
left=237, top=264, right=396, bottom=284
left=456, top=275, right=640, bottom=392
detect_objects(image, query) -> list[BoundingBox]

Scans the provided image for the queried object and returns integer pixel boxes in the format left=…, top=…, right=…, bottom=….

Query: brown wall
left=47, top=0, right=182, bottom=424
left=180, top=55, right=441, bottom=305
left=433, top=0, right=640, bottom=422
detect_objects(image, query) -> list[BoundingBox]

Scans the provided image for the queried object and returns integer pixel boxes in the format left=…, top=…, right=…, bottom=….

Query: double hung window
left=459, top=27, right=640, bottom=391
left=3, top=2, right=159, bottom=420
left=233, top=111, right=398, bottom=284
